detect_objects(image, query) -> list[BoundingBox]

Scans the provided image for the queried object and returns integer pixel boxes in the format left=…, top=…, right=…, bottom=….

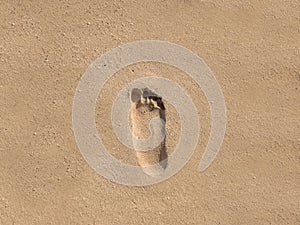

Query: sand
left=1, top=0, right=299, bottom=224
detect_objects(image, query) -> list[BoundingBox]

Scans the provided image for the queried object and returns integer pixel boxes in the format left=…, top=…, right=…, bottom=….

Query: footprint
left=130, top=88, right=168, bottom=177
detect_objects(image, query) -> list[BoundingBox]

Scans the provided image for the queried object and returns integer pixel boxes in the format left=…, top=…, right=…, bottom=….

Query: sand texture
left=1, top=0, right=299, bottom=224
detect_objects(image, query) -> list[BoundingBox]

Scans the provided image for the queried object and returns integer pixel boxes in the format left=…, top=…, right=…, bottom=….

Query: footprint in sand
left=130, top=88, right=168, bottom=177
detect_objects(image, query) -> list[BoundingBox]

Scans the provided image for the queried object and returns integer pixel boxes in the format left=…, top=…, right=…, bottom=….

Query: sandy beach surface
left=1, top=0, right=299, bottom=224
